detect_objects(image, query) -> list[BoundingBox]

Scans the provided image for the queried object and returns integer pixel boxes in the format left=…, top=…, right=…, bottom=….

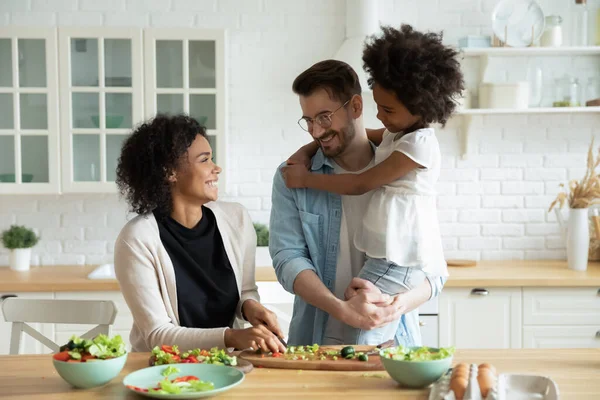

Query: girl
left=282, top=25, right=464, bottom=345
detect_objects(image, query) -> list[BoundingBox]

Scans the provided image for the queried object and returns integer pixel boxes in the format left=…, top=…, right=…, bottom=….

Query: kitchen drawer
left=419, top=315, right=438, bottom=348
left=523, top=288, right=600, bottom=326
left=523, top=326, right=600, bottom=348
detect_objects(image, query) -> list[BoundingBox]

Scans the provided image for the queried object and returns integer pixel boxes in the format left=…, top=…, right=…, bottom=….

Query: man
left=269, top=60, right=445, bottom=346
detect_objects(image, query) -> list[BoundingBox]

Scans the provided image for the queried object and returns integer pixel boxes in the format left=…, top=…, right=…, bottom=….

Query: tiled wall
left=1, top=0, right=600, bottom=265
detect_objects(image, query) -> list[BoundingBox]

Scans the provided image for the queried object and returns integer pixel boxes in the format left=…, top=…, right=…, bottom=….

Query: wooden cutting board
left=239, top=345, right=386, bottom=371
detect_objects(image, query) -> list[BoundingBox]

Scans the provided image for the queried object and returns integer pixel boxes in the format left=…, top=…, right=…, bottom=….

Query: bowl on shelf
left=90, top=115, right=124, bottom=129
left=0, top=174, right=34, bottom=183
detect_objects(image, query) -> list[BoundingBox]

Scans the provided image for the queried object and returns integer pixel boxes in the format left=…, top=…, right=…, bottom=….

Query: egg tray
left=428, top=364, right=560, bottom=400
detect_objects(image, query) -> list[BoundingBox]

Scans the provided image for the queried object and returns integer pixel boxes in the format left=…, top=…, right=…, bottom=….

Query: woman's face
left=171, top=134, right=221, bottom=203
left=373, top=83, right=421, bottom=133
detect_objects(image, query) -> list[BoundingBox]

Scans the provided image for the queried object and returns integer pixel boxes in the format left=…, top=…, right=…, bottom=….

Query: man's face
left=299, top=88, right=355, bottom=158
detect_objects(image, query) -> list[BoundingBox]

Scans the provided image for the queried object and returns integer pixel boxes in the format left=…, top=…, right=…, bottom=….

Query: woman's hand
left=282, top=164, right=309, bottom=188
left=224, top=325, right=286, bottom=353
left=242, top=300, right=284, bottom=339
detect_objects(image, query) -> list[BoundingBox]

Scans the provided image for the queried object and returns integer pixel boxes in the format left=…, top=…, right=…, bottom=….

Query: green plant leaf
left=1, top=225, right=40, bottom=249
left=253, top=223, right=269, bottom=247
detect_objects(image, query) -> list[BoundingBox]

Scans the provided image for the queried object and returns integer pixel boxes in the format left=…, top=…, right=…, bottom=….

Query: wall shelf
left=456, top=107, right=600, bottom=160
left=461, top=46, right=600, bottom=57
left=458, top=106, right=600, bottom=115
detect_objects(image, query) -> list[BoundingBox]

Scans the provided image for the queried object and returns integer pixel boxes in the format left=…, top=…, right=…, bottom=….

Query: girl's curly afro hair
left=362, top=24, right=465, bottom=126
left=116, top=114, right=206, bottom=216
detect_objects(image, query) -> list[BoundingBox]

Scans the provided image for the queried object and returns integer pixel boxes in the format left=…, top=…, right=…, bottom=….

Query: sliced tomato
left=52, top=351, right=71, bottom=362
left=186, top=355, right=198, bottom=363
left=66, top=359, right=80, bottom=363
left=126, top=385, right=149, bottom=393
left=81, top=354, right=96, bottom=362
left=173, top=376, right=199, bottom=383
left=171, top=355, right=181, bottom=362
left=272, top=352, right=282, bottom=358
left=161, top=345, right=178, bottom=355
left=200, top=350, right=209, bottom=357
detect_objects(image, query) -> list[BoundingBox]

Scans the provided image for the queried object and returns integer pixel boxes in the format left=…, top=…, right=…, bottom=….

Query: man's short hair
left=292, top=59, right=361, bottom=103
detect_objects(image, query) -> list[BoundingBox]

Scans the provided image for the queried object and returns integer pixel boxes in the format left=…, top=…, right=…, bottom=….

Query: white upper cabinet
left=0, top=28, right=60, bottom=194
left=143, top=28, right=227, bottom=190
left=58, top=28, right=143, bottom=193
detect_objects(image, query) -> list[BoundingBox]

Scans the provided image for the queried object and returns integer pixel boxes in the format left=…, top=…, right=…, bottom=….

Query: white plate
left=492, top=0, right=545, bottom=47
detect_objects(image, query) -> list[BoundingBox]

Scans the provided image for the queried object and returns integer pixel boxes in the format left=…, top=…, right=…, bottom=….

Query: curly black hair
left=362, top=24, right=465, bottom=126
left=116, top=114, right=206, bottom=216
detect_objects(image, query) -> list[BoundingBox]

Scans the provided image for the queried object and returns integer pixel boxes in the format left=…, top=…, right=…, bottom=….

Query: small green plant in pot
left=253, top=223, right=271, bottom=266
left=1, top=225, right=39, bottom=271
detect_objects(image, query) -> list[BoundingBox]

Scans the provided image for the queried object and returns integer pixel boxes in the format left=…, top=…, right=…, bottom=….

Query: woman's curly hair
left=362, top=24, right=465, bottom=126
left=116, top=114, right=206, bottom=216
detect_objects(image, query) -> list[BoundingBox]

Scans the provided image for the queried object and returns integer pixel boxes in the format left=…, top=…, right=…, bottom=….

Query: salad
left=381, top=345, right=455, bottom=361
left=52, top=334, right=127, bottom=362
left=150, top=345, right=237, bottom=366
left=126, top=366, right=215, bottom=394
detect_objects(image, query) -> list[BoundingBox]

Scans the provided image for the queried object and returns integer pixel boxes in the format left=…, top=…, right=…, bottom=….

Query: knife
left=366, top=339, right=395, bottom=355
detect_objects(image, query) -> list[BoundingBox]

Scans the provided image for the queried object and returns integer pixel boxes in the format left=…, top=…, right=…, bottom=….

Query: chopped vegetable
left=151, top=346, right=237, bottom=366
left=381, top=346, right=455, bottom=361
left=358, top=354, right=368, bottom=362
left=340, top=346, right=355, bottom=359
left=162, top=366, right=180, bottom=377
left=52, top=334, right=126, bottom=363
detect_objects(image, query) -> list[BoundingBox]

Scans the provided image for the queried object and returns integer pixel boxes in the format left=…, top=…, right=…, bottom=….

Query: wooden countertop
left=1, top=260, right=599, bottom=293
left=0, top=349, right=597, bottom=399
left=257, top=260, right=600, bottom=287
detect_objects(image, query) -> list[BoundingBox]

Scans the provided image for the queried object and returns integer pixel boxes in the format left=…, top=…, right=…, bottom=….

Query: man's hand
left=282, top=164, right=310, bottom=188
left=344, top=277, right=392, bottom=305
left=242, top=300, right=285, bottom=340
left=339, top=289, right=403, bottom=331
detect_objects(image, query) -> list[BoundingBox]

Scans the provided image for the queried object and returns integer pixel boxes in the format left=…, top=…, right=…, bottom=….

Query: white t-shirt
left=323, top=159, right=375, bottom=345
left=354, top=128, right=448, bottom=276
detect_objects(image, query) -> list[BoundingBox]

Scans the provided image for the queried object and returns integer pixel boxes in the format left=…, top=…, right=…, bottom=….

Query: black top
left=154, top=206, right=239, bottom=329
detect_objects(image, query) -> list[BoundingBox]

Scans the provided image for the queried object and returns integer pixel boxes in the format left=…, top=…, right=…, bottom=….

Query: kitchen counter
left=257, top=260, right=600, bottom=287
left=0, top=349, right=597, bottom=399
left=1, top=260, right=599, bottom=293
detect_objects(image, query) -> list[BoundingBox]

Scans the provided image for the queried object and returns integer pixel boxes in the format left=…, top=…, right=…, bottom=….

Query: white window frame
left=143, top=28, right=227, bottom=192
left=58, top=27, right=143, bottom=193
left=0, top=28, right=60, bottom=194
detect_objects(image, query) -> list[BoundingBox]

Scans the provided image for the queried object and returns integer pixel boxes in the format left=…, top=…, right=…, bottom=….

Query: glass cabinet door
left=59, top=28, right=142, bottom=193
left=0, top=28, right=59, bottom=194
left=144, top=29, right=225, bottom=187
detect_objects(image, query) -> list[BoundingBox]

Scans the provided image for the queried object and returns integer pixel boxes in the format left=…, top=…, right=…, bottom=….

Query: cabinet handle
left=471, top=288, right=489, bottom=296
left=419, top=321, right=426, bottom=327
left=597, top=289, right=600, bottom=296
left=596, top=331, right=600, bottom=338
left=0, top=294, right=17, bottom=303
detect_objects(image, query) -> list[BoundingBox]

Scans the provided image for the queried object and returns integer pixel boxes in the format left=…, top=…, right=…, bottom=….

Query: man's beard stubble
left=319, top=123, right=356, bottom=158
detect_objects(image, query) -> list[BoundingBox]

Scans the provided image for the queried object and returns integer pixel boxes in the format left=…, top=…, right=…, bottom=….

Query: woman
left=114, top=114, right=285, bottom=353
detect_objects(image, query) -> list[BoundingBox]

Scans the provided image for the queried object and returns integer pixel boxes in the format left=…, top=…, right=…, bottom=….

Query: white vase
left=567, top=209, right=589, bottom=271
left=9, top=248, right=32, bottom=271
left=255, top=246, right=272, bottom=267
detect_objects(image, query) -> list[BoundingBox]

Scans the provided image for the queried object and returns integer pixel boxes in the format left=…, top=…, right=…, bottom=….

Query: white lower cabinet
left=523, top=326, right=600, bottom=348
left=439, top=287, right=522, bottom=349
left=257, top=282, right=294, bottom=340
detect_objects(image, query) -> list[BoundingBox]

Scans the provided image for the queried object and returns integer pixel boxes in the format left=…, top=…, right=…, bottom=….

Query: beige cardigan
left=114, top=201, right=260, bottom=352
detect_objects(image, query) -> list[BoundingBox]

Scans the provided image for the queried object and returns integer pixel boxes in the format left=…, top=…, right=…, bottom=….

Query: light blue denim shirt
left=269, top=148, right=446, bottom=346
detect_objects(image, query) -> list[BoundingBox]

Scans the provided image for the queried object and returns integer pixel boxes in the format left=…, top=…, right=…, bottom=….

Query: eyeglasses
left=297, top=99, right=350, bottom=132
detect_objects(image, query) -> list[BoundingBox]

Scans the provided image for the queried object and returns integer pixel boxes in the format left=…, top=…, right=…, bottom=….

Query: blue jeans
left=346, top=256, right=426, bottom=346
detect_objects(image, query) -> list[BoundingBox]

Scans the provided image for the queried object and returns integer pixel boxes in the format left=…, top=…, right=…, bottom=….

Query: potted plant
left=253, top=223, right=271, bottom=267
left=549, top=138, right=600, bottom=271
left=1, top=225, right=39, bottom=271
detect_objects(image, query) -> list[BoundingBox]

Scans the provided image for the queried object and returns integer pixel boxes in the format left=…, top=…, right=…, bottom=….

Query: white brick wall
left=1, top=0, right=600, bottom=265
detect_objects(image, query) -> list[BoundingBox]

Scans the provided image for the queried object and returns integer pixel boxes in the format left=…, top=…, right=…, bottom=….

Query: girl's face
left=373, top=83, right=421, bottom=133
left=171, top=134, right=222, bottom=204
